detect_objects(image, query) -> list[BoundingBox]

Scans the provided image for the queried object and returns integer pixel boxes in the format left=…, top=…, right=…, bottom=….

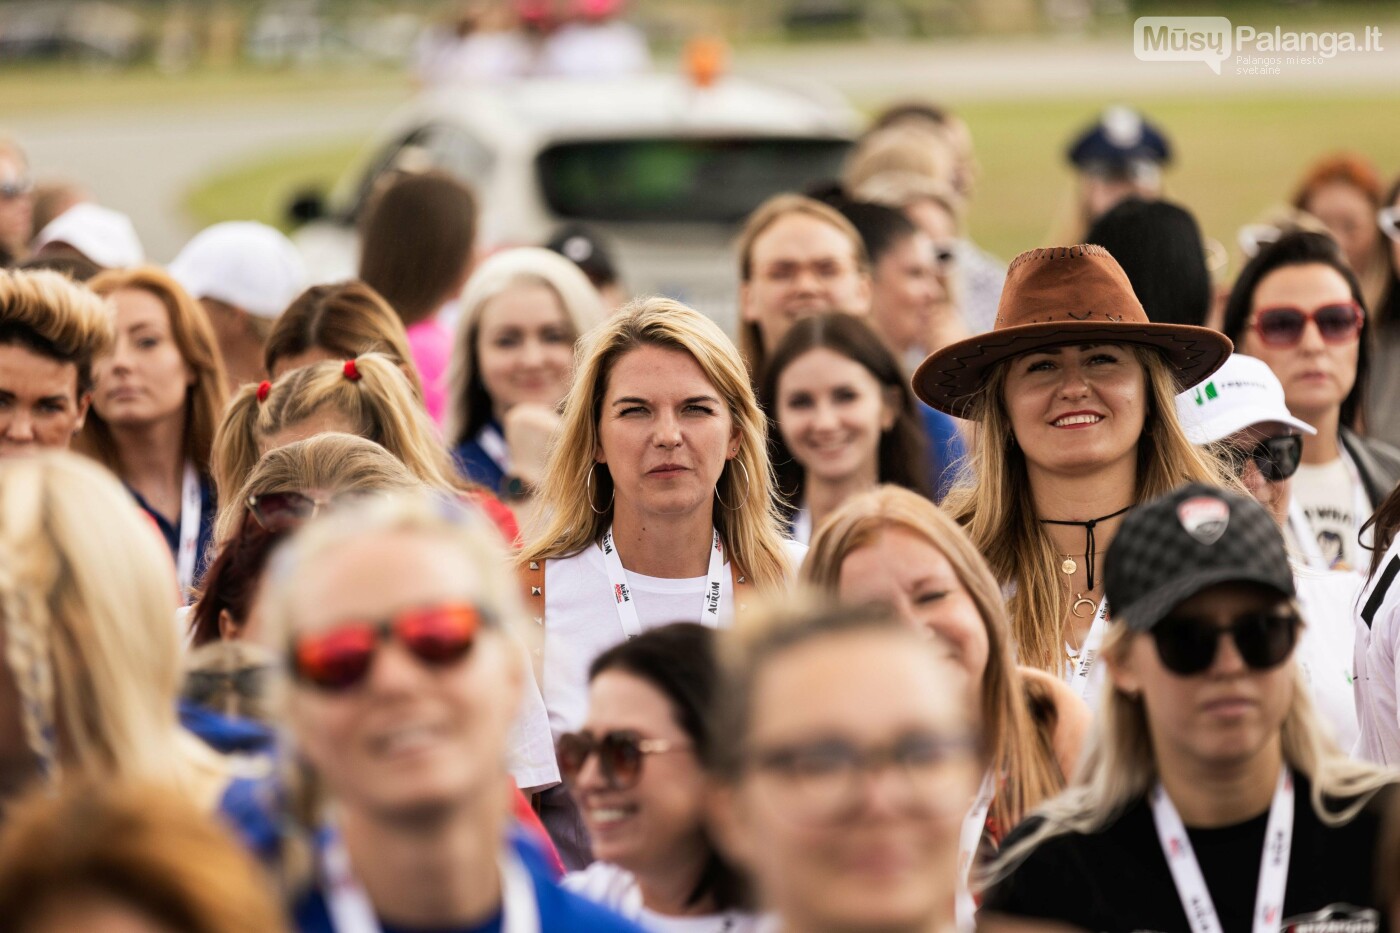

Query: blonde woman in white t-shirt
left=518, top=296, right=800, bottom=866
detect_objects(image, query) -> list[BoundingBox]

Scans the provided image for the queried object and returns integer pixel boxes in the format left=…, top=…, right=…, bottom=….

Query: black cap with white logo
left=1104, top=483, right=1295, bottom=633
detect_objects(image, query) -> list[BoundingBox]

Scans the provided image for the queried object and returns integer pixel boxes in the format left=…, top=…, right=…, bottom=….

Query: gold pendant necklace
left=1061, top=556, right=1078, bottom=575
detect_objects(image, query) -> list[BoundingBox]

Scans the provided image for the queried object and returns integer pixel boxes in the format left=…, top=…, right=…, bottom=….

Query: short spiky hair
left=0, top=268, right=113, bottom=393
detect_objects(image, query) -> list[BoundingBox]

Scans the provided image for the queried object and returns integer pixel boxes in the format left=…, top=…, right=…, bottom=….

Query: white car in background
left=289, top=71, right=860, bottom=333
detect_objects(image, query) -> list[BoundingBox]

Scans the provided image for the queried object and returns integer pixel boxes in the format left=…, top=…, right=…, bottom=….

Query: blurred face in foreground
left=715, top=629, right=977, bottom=932
left=286, top=529, right=521, bottom=821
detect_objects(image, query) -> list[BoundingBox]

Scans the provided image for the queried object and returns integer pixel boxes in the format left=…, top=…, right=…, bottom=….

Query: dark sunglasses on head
left=1214, top=434, right=1304, bottom=483
left=1151, top=610, right=1300, bottom=677
left=289, top=603, right=485, bottom=692
left=557, top=729, right=687, bottom=790
left=247, top=489, right=374, bottom=531
left=1251, top=302, right=1364, bottom=348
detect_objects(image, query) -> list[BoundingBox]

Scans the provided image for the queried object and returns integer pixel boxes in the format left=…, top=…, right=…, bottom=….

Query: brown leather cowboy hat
left=912, top=244, right=1232, bottom=419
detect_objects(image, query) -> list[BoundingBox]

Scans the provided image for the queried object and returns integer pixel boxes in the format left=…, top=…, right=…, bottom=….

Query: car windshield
left=536, top=137, right=850, bottom=224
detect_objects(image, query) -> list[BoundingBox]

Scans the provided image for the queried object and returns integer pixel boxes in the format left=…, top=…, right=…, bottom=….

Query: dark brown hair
left=358, top=171, right=477, bottom=327
left=759, top=312, right=930, bottom=515
left=263, top=280, right=421, bottom=394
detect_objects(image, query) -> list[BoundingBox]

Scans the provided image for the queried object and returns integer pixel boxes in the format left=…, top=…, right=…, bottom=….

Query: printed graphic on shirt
left=1282, top=903, right=1380, bottom=933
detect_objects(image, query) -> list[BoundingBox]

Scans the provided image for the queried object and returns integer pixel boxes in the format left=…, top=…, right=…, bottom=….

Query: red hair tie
left=343, top=359, right=362, bottom=382
left=256, top=380, right=271, bottom=403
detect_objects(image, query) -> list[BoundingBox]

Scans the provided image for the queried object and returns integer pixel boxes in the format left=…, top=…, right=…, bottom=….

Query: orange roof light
left=684, top=37, right=728, bottom=88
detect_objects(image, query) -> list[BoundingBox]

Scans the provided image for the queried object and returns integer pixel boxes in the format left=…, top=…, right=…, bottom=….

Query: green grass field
left=183, top=88, right=1400, bottom=277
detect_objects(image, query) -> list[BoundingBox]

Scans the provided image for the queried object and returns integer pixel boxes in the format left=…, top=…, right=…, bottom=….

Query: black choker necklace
left=1039, top=504, right=1133, bottom=592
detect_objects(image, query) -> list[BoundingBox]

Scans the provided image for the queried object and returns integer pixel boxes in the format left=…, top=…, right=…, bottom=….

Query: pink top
left=406, top=316, right=452, bottom=426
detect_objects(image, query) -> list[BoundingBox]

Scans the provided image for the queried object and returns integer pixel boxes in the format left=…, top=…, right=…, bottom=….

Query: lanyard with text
left=1150, top=766, right=1293, bottom=933
left=321, top=833, right=540, bottom=933
left=175, top=461, right=202, bottom=603
left=1064, top=597, right=1109, bottom=701
left=954, top=770, right=997, bottom=933
left=478, top=424, right=512, bottom=476
left=599, top=525, right=726, bottom=638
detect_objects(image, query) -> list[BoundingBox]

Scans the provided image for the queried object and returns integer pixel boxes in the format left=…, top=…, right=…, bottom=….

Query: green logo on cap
left=1193, top=381, right=1218, bottom=406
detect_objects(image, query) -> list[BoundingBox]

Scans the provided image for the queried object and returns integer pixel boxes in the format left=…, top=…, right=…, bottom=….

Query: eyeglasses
left=1151, top=611, right=1300, bottom=676
left=1250, top=302, right=1363, bottom=348
left=0, top=178, right=32, bottom=201
left=288, top=603, right=484, bottom=691
left=746, top=731, right=977, bottom=824
left=1379, top=207, right=1400, bottom=244
left=183, top=666, right=271, bottom=705
left=247, top=489, right=374, bottom=531
left=557, top=729, right=689, bottom=790
left=1213, top=434, right=1304, bottom=483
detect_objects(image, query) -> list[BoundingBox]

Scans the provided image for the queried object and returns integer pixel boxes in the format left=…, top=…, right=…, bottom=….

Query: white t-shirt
left=1293, top=565, right=1360, bottom=751
left=1292, top=457, right=1363, bottom=571
left=508, top=645, right=561, bottom=795
left=1354, top=535, right=1400, bottom=764
left=564, top=862, right=765, bottom=933
left=539, top=540, right=806, bottom=741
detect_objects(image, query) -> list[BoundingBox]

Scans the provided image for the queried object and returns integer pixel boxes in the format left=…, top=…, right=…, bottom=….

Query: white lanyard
left=599, top=525, right=726, bottom=639
left=321, top=832, right=540, bottom=933
left=175, top=461, right=202, bottom=602
left=1286, top=496, right=1329, bottom=571
left=478, top=424, right=512, bottom=476
left=1150, top=766, right=1293, bottom=933
left=1063, top=597, right=1109, bottom=701
left=954, top=770, right=996, bottom=933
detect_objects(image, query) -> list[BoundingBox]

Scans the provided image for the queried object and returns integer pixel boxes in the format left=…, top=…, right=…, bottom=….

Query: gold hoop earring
left=586, top=464, right=613, bottom=515
left=715, top=457, right=751, bottom=511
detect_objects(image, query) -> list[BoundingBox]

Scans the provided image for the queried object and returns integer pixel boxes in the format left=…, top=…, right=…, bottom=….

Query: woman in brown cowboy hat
left=915, top=244, right=1236, bottom=702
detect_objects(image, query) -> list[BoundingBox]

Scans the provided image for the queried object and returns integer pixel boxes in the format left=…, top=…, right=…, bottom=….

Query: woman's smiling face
left=1001, top=343, right=1148, bottom=478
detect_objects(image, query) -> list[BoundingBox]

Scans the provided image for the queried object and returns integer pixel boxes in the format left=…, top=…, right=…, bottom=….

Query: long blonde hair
left=520, top=297, right=792, bottom=592
left=76, top=267, right=228, bottom=479
left=444, top=247, right=605, bottom=448
left=0, top=452, right=199, bottom=793
left=987, top=620, right=1397, bottom=888
left=211, top=353, right=465, bottom=506
left=802, top=485, right=1063, bottom=830
left=943, top=346, right=1237, bottom=673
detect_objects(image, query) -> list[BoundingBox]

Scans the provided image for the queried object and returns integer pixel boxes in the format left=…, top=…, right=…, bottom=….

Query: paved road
left=10, top=33, right=1399, bottom=260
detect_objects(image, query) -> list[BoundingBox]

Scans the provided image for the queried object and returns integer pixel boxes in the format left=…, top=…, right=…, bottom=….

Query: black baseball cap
left=1104, top=483, right=1295, bottom=633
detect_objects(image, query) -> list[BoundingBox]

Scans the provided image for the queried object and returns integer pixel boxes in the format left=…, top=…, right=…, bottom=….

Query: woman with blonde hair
left=195, top=433, right=423, bottom=645
left=0, top=779, right=289, bottom=933
left=0, top=451, right=229, bottom=811
left=257, top=493, right=638, bottom=932
left=446, top=246, right=605, bottom=502
left=980, top=484, right=1397, bottom=932
left=263, top=280, right=421, bottom=391
left=211, top=352, right=517, bottom=543
left=76, top=266, right=228, bottom=601
left=918, top=245, right=1233, bottom=701
left=519, top=296, right=799, bottom=866
left=802, top=484, right=1087, bottom=919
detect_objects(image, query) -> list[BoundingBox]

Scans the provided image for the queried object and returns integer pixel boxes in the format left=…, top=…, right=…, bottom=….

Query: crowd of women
left=2, top=102, right=1400, bottom=933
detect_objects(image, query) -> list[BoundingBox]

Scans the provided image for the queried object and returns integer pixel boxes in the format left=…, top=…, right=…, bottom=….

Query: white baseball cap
left=32, top=202, right=145, bottom=269
left=1174, top=353, right=1316, bottom=444
left=168, top=222, right=307, bottom=320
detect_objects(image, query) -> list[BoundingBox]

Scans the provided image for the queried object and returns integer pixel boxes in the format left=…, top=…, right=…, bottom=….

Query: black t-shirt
left=980, top=775, right=1395, bottom=933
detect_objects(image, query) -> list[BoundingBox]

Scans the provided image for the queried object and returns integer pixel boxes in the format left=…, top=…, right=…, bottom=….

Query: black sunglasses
left=1214, top=434, right=1304, bottom=483
left=557, top=729, right=687, bottom=790
left=1151, top=611, right=1300, bottom=676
